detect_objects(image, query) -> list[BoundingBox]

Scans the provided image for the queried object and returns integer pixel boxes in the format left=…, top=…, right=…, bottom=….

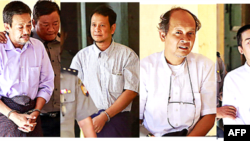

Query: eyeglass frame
left=166, top=57, right=196, bottom=129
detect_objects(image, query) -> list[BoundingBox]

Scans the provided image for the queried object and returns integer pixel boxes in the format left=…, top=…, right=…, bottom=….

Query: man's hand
left=92, top=112, right=108, bottom=133
left=217, top=105, right=237, bottom=119
left=9, top=111, right=37, bottom=133
left=25, top=111, right=40, bottom=132
left=0, top=31, right=7, bottom=44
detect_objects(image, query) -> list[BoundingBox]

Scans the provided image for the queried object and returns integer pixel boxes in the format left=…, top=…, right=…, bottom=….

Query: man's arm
left=93, top=90, right=137, bottom=133
left=187, top=114, right=216, bottom=136
left=0, top=100, right=36, bottom=132
left=36, top=41, right=54, bottom=103
left=93, top=51, right=139, bottom=133
left=222, top=74, right=244, bottom=124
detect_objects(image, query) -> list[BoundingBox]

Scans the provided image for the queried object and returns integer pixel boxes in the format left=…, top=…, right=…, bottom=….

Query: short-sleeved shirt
left=60, top=68, right=97, bottom=137
left=223, top=62, right=250, bottom=124
left=70, top=41, right=139, bottom=111
left=0, top=35, right=54, bottom=102
left=32, top=30, right=61, bottom=113
left=140, top=51, right=216, bottom=136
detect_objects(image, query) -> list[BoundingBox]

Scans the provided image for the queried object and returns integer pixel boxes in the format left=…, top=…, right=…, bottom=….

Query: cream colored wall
left=140, top=4, right=216, bottom=63
left=140, top=4, right=217, bottom=136
left=0, top=0, right=60, bottom=32
left=217, top=4, right=225, bottom=62
left=198, top=5, right=216, bottom=63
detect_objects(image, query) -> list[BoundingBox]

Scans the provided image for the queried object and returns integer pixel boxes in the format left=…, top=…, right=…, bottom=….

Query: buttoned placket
left=98, top=52, right=109, bottom=109
left=17, top=47, right=26, bottom=96
left=170, top=73, right=181, bottom=127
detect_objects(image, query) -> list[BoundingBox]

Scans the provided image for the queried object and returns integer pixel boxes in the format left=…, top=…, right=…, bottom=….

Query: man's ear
left=4, top=23, right=10, bottom=32
left=111, top=23, right=116, bottom=35
left=32, top=19, right=36, bottom=29
left=238, top=46, right=244, bottom=55
left=159, top=31, right=166, bottom=42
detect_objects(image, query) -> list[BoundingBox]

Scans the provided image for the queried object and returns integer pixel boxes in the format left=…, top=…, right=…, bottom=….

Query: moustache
left=20, top=34, right=30, bottom=38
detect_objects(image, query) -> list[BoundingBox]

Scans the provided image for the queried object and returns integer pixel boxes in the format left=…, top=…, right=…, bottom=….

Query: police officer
left=60, top=67, right=98, bottom=137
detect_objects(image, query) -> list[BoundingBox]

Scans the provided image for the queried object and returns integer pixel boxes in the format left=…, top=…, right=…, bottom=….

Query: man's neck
left=247, top=60, right=250, bottom=67
left=165, top=54, right=186, bottom=65
left=9, top=37, right=24, bottom=49
left=95, top=40, right=112, bottom=51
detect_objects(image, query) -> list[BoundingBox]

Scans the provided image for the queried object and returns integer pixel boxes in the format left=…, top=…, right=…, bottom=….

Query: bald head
left=158, top=7, right=201, bottom=35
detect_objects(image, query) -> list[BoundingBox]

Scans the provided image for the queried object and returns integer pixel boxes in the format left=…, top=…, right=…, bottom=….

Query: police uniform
left=60, top=68, right=98, bottom=137
left=32, top=30, right=61, bottom=136
left=216, top=52, right=226, bottom=138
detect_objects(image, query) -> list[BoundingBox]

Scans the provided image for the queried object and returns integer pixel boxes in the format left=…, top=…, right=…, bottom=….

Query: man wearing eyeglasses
left=223, top=24, right=250, bottom=125
left=140, top=7, right=216, bottom=136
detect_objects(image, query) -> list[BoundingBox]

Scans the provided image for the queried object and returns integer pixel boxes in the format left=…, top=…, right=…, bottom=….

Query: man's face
left=90, top=13, right=115, bottom=44
left=34, top=11, right=60, bottom=41
left=5, top=13, right=31, bottom=48
left=238, top=29, right=250, bottom=65
left=160, top=10, right=196, bottom=64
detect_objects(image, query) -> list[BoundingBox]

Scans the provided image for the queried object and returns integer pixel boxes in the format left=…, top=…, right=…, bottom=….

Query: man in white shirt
left=140, top=7, right=216, bottom=136
left=223, top=24, right=250, bottom=125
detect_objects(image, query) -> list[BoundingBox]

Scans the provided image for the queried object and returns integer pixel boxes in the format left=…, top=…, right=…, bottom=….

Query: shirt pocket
left=61, top=93, right=75, bottom=103
left=109, top=71, right=124, bottom=94
left=29, top=67, right=40, bottom=88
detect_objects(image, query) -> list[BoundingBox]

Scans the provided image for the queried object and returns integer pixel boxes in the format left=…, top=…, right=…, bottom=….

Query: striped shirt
left=70, top=41, right=139, bottom=111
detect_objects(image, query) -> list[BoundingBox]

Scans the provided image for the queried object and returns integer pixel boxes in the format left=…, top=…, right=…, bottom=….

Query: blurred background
left=217, top=4, right=250, bottom=72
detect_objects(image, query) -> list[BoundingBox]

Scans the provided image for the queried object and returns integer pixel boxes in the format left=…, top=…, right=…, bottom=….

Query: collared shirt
left=0, top=34, right=54, bottom=103
left=60, top=68, right=98, bottom=137
left=223, top=62, right=250, bottom=124
left=32, top=30, right=61, bottom=113
left=70, top=41, right=139, bottom=111
left=140, top=51, right=216, bottom=137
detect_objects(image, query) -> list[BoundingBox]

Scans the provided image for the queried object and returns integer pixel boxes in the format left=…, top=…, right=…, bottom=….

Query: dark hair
left=33, top=1, right=60, bottom=24
left=237, top=24, right=250, bottom=47
left=91, top=5, right=117, bottom=27
left=158, top=7, right=201, bottom=34
left=3, top=1, right=31, bottom=27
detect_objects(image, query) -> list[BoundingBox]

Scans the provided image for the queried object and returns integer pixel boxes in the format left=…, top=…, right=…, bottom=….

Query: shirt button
left=176, top=109, right=178, bottom=112
left=176, top=124, right=178, bottom=126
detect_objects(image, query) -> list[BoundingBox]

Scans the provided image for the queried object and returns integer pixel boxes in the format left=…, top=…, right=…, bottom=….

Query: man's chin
left=18, top=39, right=29, bottom=45
left=175, top=53, right=190, bottom=58
left=94, top=40, right=104, bottom=43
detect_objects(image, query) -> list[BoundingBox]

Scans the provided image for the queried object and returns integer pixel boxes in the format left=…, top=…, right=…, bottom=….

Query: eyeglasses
left=167, top=58, right=196, bottom=129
